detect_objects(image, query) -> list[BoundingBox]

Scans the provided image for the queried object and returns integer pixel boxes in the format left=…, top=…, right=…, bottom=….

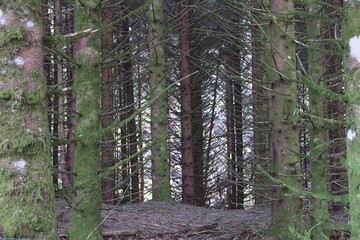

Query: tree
left=148, top=0, right=172, bottom=201
left=179, top=0, right=196, bottom=205
left=69, top=1, right=102, bottom=239
left=343, top=0, right=360, bottom=238
left=101, top=0, right=116, bottom=204
left=307, top=2, right=330, bottom=238
left=0, top=1, right=57, bottom=238
left=266, top=0, right=305, bottom=237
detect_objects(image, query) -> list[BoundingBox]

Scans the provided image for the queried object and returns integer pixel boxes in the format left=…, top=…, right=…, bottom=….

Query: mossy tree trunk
left=307, top=3, right=330, bottom=239
left=148, top=0, right=171, bottom=201
left=266, top=0, right=305, bottom=238
left=343, top=1, right=360, bottom=238
left=0, top=1, right=57, bottom=239
left=69, top=1, right=102, bottom=239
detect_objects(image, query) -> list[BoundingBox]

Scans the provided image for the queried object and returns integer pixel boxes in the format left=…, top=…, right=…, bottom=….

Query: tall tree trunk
left=307, top=2, right=330, bottom=238
left=0, top=2, right=57, bottom=238
left=65, top=3, right=76, bottom=191
left=101, top=1, right=116, bottom=204
left=179, top=0, right=196, bottom=205
left=148, top=0, right=171, bottom=201
left=137, top=64, right=145, bottom=202
left=225, top=70, right=236, bottom=209
left=321, top=0, right=346, bottom=213
left=121, top=16, right=139, bottom=203
left=69, top=1, right=102, bottom=239
left=251, top=4, right=269, bottom=205
left=54, top=0, right=70, bottom=190
left=267, top=0, right=305, bottom=238
left=224, top=44, right=244, bottom=209
left=234, top=78, right=244, bottom=209
left=344, top=2, right=360, bottom=238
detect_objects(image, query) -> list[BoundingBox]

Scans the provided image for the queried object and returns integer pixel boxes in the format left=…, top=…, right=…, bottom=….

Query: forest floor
left=57, top=199, right=271, bottom=240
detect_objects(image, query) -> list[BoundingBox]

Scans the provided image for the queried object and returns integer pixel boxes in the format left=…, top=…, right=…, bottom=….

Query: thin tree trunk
left=179, top=0, right=196, bottom=205
left=101, top=1, right=116, bottom=204
left=251, top=7, right=269, bottom=205
left=234, top=79, right=244, bottom=209
left=0, top=2, right=57, bottom=238
left=121, top=16, right=140, bottom=203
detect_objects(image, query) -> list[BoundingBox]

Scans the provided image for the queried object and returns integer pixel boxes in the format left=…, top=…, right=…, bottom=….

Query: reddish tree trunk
left=101, top=2, right=116, bottom=204
left=180, top=0, right=196, bottom=205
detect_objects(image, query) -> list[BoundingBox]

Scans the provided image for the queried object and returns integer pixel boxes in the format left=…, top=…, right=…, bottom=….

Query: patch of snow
left=349, top=36, right=360, bottom=62
left=0, top=18, right=5, bottom=25
left=14, top=56, right=24, bottom=66
left=12, top=159, right=27, bottom=174
left=347, top=129, right=357, bottom=141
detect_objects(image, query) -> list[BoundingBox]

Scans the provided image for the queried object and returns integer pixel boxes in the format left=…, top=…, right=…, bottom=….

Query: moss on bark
left=0, top=2, right=57, bottom=239
left=343, top=1, right=360, bottom=238
left=68, top=1, right=102, bottom=240
left=266, top=0, right=306, bottom=238
left=148, top=0, right=171, bottom=201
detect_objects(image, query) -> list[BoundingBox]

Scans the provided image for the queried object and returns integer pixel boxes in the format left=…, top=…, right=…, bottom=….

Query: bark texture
left=344, top=1, right=360, bottom=238
left=69, top=1, right=102, bottom=239
left=179, top=0, right=196, bottom=205
left=307, top=3, right=330, bottom=238
left=0, top=2, right=57, bottom=238
left=101, top=1, right=116, bottom=204
left=148, top=0, right=171, bottom=201
left=267, top=0, right=305, bottom=238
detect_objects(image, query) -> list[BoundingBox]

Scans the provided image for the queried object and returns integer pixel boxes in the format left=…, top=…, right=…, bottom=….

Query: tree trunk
left=148, top=0, right=172, bottom=201
left=179, top=0, right=196, bottom=205
left=251, top=4, right=269, bottom=205
left=343, top=1, right=360, bottom=237
left=267, top=0, right=305, bottom=238
left=121, top=16, right=139, bottom=203
left=69, top=1, right=102, bottom=239
left=307, top=2, right=330, bottom=238
left=101, top=0, right=116, bottom=205
left=0, top=2, right=57, bottom=238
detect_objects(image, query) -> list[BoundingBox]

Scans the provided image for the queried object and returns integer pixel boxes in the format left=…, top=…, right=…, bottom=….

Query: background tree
left=344, top=0, right=360, bottom=238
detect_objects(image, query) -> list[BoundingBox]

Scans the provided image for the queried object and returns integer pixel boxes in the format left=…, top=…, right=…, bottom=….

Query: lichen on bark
left=0, top=2, right=57, bottom=239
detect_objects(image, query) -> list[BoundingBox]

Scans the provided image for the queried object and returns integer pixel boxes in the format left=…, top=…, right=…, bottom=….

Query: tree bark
left=148, top=0, right=172, bottom=201
left=69, top=1, right=102, bottom=239
left=101, top=1, right=116, bottom=204
left=307, top=2, right=330, bottom=238
left=267, top=0, right=305, bottom=238
left=179, top=0, right=196, bottom=205
left=0, top=2, right=57, bottom=238
left=343, top=1, right=360, bottom=238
